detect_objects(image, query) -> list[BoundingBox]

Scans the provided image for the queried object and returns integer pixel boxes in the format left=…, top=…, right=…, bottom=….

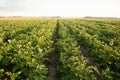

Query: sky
left=0, top=0, right=120, bottom=17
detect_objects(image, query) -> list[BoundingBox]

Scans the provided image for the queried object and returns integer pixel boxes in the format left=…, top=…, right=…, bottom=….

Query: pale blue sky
left=0, top=0, right=120, bottom=17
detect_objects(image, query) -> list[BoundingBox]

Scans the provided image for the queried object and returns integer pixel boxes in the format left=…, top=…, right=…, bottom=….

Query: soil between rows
left=45, top=21, right=60, bottom=80
left=79, top=46, right=102, bottom=80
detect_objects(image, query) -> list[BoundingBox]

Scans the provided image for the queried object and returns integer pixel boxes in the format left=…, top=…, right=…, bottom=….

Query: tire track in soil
left=45, top=20, right=60, bottom=80
left=79, top=46, right=102, bottom=80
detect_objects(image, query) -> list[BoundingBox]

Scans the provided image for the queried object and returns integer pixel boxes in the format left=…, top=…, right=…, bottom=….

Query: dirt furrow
left=45, top=20, right=60, bottom=80
left=79, top=46, right=102, bottom=80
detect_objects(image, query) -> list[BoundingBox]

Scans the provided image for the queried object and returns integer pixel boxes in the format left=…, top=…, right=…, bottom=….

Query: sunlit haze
left=0, top=0, right=120, bottom=17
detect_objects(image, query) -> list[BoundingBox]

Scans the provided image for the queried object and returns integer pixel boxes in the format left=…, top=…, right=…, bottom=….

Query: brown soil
left=47, top=52, right=59, bottom=80
left=45, top=21, right=60, bottom=80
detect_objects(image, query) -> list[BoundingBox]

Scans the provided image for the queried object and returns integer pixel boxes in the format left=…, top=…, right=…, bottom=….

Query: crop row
left=0, top=19, right=56, bottom=80
left=0, top=18, right=120, bottom=80
left=56, top=20, right=96, bottom=80
left=61, top=19, right=120, bottom=79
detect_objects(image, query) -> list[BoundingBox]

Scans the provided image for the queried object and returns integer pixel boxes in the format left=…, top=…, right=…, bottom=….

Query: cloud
left=0, top=0, right=53, bottom=12
left=0, top=0, right=120, bottom=17
left=0, top=0, right=25, bottom=11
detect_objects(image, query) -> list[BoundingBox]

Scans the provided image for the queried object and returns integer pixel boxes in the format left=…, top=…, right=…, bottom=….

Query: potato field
left=0, top=18, right=120, bottom=80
